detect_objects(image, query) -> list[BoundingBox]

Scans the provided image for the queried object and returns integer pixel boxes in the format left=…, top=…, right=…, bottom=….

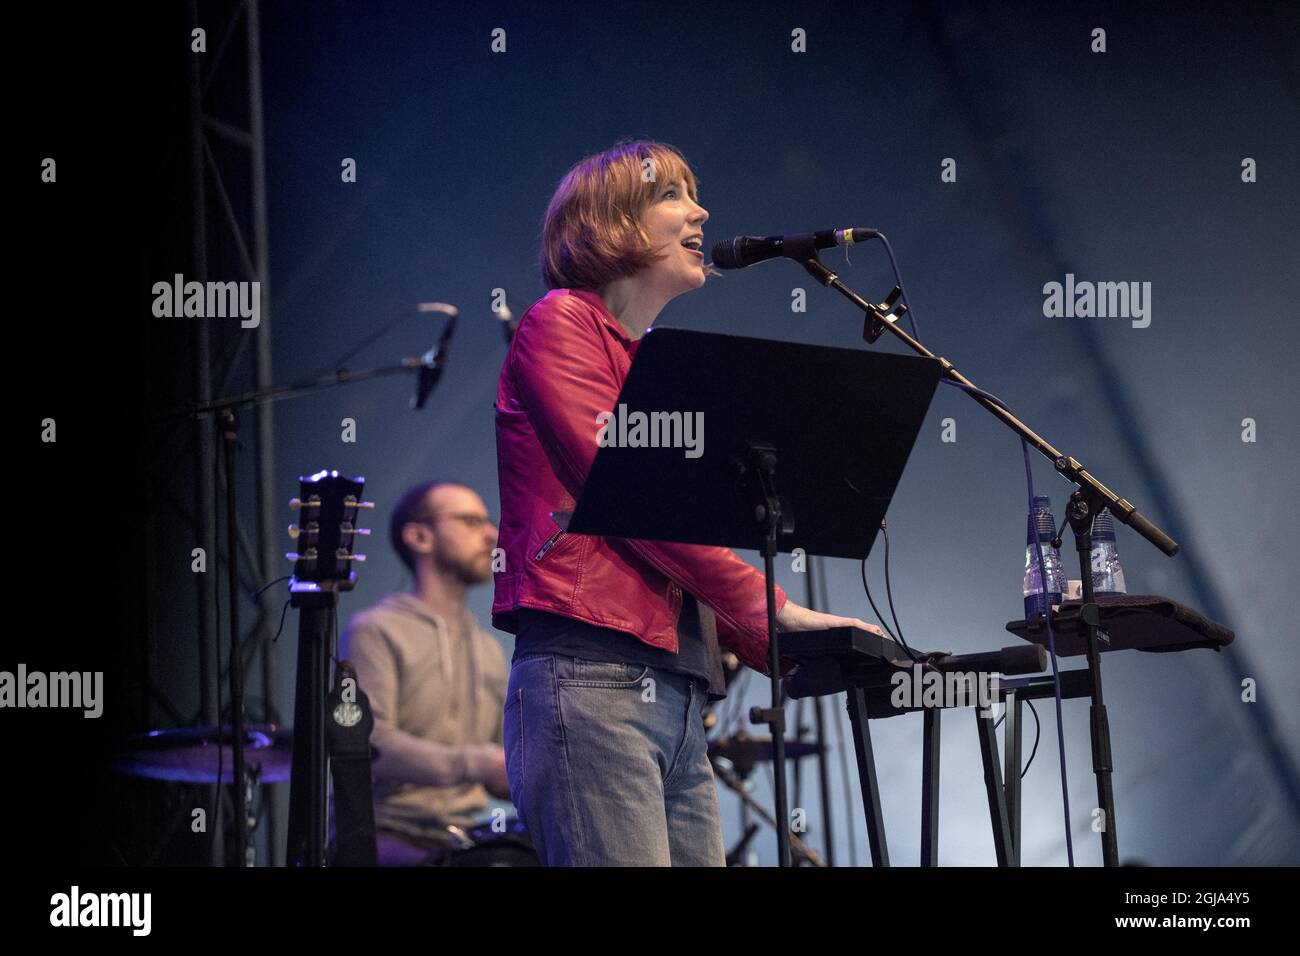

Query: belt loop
left=555, top=652, right=574, bottom=682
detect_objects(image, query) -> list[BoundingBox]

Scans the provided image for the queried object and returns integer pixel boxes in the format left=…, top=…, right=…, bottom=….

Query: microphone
left=710, top=227, right=880, bottom=270
left=412, top=312, right=457, bottom=410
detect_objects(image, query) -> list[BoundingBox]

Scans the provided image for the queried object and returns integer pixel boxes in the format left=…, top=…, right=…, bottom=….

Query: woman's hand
left=775, top=600, right=884, bottom=637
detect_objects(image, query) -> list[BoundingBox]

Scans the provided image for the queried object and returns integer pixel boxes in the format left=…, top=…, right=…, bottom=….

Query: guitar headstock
left=287, top=469, right=372, bottom=593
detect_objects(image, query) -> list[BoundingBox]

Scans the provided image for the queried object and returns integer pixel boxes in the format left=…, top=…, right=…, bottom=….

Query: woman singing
left=494, top=140, right=878, bottom=866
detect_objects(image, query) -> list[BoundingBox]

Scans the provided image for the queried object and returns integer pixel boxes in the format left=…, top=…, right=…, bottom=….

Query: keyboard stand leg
left=1003, top=691, right=1023, bottom=862
left=976, top=709, right=1017, bottom=866
left=921, top=707, right=940, bottom=867
left=847, top=686, right=889, bottom=866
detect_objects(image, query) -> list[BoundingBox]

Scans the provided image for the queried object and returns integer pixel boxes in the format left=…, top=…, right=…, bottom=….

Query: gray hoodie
left=342, top=593, right=508, bottom=836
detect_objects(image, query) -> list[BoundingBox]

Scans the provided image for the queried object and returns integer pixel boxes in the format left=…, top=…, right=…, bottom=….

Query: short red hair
left=540, top=140, right=704, bottom=291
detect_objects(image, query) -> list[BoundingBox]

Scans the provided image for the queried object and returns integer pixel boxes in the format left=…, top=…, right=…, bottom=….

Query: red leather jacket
left=492, top=288, right=788, bottom=675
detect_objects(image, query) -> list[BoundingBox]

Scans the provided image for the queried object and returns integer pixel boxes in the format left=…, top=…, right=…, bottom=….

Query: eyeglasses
left=418, top=512, right=497, bottom=531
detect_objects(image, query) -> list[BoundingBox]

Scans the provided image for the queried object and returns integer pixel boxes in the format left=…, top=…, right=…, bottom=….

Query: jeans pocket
left=561, top=658, right=652, bottom=688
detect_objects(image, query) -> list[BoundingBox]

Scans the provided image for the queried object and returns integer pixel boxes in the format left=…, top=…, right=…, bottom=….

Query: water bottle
left=1023, top=495, right=1065, bottom=618
left=1089, top=507, right=1127, bottom=596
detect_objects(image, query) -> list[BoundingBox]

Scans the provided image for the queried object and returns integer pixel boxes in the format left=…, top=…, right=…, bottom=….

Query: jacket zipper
left=533, top=529, right=567, bottom=561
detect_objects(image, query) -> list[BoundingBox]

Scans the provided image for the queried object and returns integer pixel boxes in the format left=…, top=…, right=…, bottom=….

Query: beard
left=439, top=550, right=494, bottom=586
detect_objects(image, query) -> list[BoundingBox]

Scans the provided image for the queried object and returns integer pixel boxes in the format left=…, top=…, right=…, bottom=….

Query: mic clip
left=863, top=286, right=907, bottom=345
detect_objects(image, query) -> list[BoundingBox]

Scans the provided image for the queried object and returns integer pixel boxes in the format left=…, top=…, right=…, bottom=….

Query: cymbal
left=708, top=733, right=821, bottom=765
left=110, top=723, right=293, bottom=784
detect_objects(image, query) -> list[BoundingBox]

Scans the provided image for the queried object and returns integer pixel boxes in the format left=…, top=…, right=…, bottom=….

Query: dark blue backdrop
left=227, top=0, right=1300, bottom=865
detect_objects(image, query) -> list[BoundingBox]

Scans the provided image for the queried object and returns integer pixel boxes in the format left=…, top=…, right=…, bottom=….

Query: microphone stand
left=162, top=352, right=444, bottom=421
left=156, top=347, right=450, bottom=866
left=785, top=235, right=1179, bottom=867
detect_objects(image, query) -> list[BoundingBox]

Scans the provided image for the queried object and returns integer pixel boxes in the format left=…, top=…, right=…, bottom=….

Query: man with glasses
left=342, top=480, right=510, bottom=865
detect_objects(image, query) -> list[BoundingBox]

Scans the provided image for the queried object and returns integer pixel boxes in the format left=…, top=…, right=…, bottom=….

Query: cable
left=813, top=272, right=1076, bottom=859
left=256, top=575, right=294, bottom=645
left=849, top=244, right=1078, bottom=859
left=203, top=578, right=293, bottom=702
left=995, top=697, right=1043, bottom=779
left=859, top=529, right=922, bottom=662
left=253, top=575, right=291, bottom=598
left=939, top=378, right=1010, bottom=411
left=1022, top=437, right=1075, bottom=867
left=939, top=374, right=1075, bottom=863
left=859, top=557, right=897, bottom=642
left=1021, top=699, right=1042, bottom=778
left=271, top=595, right=292, bottom=644
left=873, top=232, right=920, bottom=342
left=880, top=521, right=909, bottom=649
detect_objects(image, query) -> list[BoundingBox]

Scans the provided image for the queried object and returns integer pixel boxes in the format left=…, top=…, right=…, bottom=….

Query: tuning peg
left=335, top=548, right=366, bottom=562
left=289, top=498, right=302, bottom=510
left=286, top=552, right=300, bottom=561
left=288, top=524, right=300, bottom=540
left=339, top=522, right=371, bottom=535
left=342, top=496, right=375, bottom=509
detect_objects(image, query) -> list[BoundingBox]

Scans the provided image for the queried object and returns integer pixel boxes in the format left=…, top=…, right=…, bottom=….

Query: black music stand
left=568, top=326, right=942, bottom=866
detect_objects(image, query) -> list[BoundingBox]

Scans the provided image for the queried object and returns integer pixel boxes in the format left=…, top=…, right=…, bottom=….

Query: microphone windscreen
left=709, top=238, right=747, bottom=270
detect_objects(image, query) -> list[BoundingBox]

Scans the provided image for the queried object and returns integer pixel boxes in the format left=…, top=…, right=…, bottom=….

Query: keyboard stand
left=785, top=628, right=1049, bottom=867
left=786, top=597, right=1233, bottom=866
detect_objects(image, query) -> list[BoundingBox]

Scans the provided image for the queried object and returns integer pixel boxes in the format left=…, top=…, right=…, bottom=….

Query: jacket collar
left=566, top=288, right=633, bottom=343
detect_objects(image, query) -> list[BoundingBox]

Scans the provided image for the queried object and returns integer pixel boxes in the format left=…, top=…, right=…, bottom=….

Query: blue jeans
left=503, top=653, right=726, bottom=866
